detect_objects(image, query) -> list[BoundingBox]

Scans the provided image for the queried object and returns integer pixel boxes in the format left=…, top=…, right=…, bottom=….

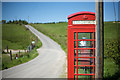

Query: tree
left=2, top=20, right=6, bottom=24
left=9, top=20, right=12, bottom=24
left=22, top=20, right=28, bottom=25
left=19, top=19, right=22, bottom=25
left=15, top=20, right=18, bottom=24
left=13, top=20, right=15, bottom=24
left=19, top=19, right=22, bottom=23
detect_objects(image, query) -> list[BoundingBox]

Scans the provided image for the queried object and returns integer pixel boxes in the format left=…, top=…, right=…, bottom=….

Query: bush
left=104, top=39, right=120, bottom=64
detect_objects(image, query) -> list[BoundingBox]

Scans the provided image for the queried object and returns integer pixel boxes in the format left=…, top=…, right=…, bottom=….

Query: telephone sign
left=73, top=20, right=96, bottom=24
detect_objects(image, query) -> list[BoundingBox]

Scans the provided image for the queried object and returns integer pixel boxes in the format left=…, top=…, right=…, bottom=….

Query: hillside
left=2, top=24, right=37, bottom=49
left=2, top=24, right=42, bottom=70
left=31, top=22, right=120, bottom=79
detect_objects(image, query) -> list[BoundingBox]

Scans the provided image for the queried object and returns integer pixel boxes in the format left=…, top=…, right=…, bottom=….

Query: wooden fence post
left=6, top=45, right=8, bottom=53
left=10, top=50, right=12, bottom=61
left=19, top=50, right=20, bottom=58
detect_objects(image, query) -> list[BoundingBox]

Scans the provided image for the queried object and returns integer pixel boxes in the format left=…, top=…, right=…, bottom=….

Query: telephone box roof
left=67, top=11, right=95, bottom=19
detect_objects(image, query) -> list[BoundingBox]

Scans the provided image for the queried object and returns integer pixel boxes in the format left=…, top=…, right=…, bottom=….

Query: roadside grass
left=2, top=39, right=42, bottom=70
left=104, top=58, right=119, bottom=79
left=30, top=23, right=68, bottom=52
left=31, top=22, right=119, bottom=53
left=2, top=24, right=42, bottom=70
left=103, top=22, right=120, bottom=80
left=104, top=22, right=119, bottom=40
left=31, top=22, right=120, bottom=79
left=2, top=24, right=37, bottom=49
left=2, top=49, right=38, bottom=70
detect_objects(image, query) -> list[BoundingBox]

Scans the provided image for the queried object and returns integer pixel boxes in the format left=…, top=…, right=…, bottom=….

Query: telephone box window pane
left=77, top=75, right=93, bottom=79
left=78, top=41, right=93, bottom=48
left=74, top=75, right=77, bottom=80
left=77, top=66, right=93, bottom=74
left=74, top=50, right=76, bottom=57
left=78, top=58, right=93, bottom=65
left=74, top=41, right=76, bottom=48
left=74, top=58, right=76, bottom=65
left=78, top=49, right=93, bottom=57
left=74, top=66, right=77, bottom=74
left=78, top=33, right=93, bottom=39
left=74, top=66, right=93, bottom=74
left=74, top=32, right=76, bottom=40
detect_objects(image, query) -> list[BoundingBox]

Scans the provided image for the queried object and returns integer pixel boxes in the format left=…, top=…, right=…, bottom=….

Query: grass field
left=2, top=40, right=42, bottom=70
left=2, top=24, right=38, bottom=49
left=31, top=22, right=120, bottom=79
left=104, top=22, right=119, bottom=40
left=31, top=22, right=119, bottom=53
left=31, top=23, right=67, bottom=52
left=2, top=24, right=42, bottom=70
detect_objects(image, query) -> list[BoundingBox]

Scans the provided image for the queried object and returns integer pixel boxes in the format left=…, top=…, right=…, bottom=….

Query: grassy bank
left=2, top=40, right=42, bottom=70
left=104, top=22, right=119, bottom=40
left=2, top=24, right=42, bottom=70
left=31, top=22, right=120, bottom=79
left=31, top=22, right=119, bottom=50
left=30, top=23, right=67, bottom=52
left=2, top=24, right=37, bottom=49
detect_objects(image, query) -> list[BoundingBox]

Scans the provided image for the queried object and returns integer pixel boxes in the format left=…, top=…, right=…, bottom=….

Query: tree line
left=32, top=21, right=67, bottom=24
left=2, top=20, right=28, bottom=25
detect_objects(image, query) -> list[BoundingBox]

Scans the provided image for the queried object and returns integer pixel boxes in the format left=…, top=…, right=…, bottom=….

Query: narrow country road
left=2, top=25, right=66, bottom=78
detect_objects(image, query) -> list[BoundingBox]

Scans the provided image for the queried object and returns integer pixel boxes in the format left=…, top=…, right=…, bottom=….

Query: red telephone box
left=67, top=11, right=95, bottom=79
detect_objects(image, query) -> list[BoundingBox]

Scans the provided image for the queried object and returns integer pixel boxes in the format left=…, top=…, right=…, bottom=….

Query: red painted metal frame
left=93, top=32, right=95, bottom=79
left=67, top=11, right=95, bottom=79
left=67, top=11, right=95, bottom=19
left=76, top=32, right=78, bottom=80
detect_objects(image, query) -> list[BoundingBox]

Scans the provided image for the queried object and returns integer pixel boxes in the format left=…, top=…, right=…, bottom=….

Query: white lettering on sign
left=73, top=20, right=96, bottom=24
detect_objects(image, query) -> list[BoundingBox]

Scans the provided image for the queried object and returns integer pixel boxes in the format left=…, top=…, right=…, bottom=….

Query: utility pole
left=95, top=0, right=104, bottom=79
left=113, top=2, right=116, bottom=22
left=100, top=0, right=104, bottom=78
left=28, top=16, right=29, bottom=24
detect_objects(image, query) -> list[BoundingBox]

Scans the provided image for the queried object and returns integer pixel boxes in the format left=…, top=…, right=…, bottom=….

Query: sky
left=2, top=2, right=119, bottom=23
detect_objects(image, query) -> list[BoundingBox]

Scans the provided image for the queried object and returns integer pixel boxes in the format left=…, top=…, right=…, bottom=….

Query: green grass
left=104, top=22, right=119, bottom=40
left=31, top=22, right=120, bottom=79
left=30, top=23, right=67, bottom=52
left=2, top=39, right=42, bottom=70
left=2, top=49, right=38, bottom=70
left=31, top=22, right=119, bottom=50
left=2, top=24, right=37, bottom=49
left=104, top=58, right=119, bottom=78
left=2, top=24, right=42, bottom=70
left=31, top=22, right=119, bottom=52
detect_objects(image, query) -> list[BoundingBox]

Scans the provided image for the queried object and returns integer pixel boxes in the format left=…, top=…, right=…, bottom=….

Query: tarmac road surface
left=2, top=25, right=66, bottom=78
